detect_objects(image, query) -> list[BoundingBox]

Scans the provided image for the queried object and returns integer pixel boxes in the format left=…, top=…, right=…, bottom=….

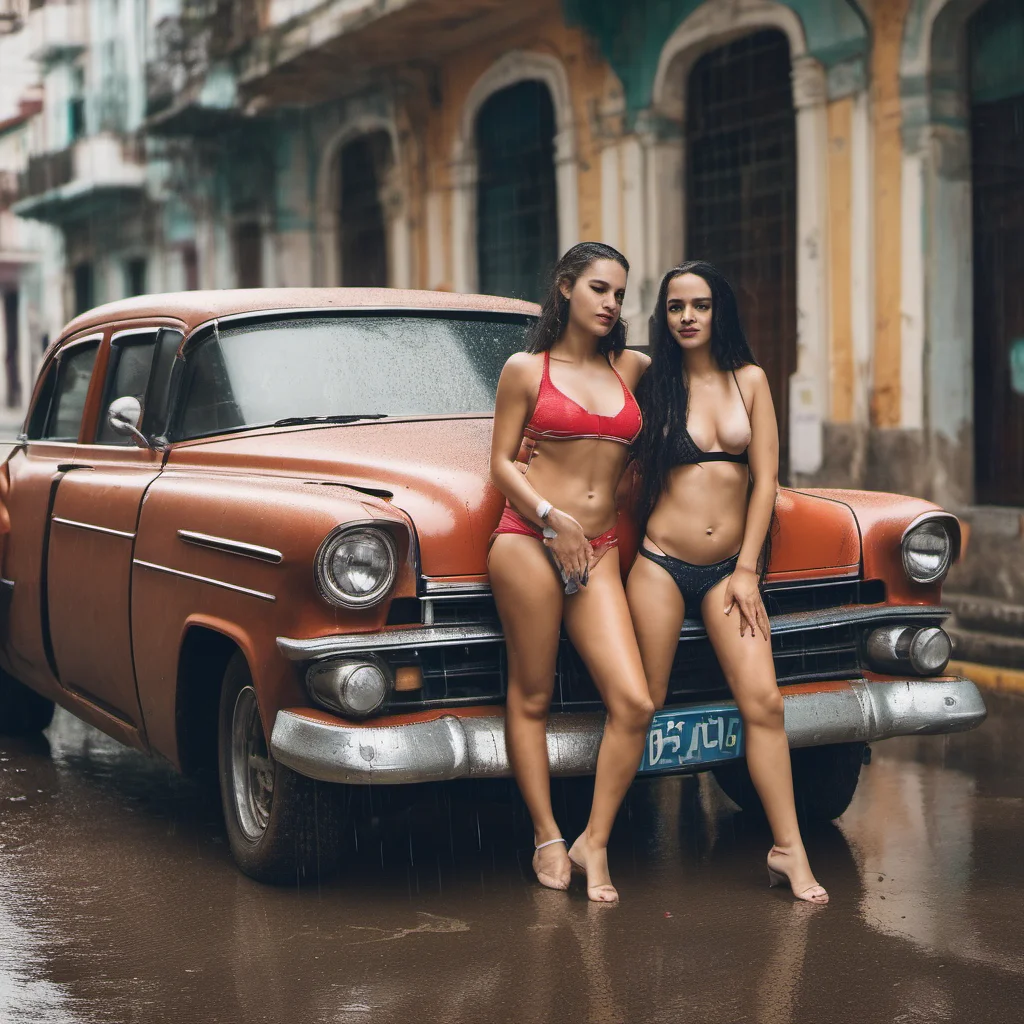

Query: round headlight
left=901, top=520, right=953, bottom=584
left=315, top=526, right=398, bottom=608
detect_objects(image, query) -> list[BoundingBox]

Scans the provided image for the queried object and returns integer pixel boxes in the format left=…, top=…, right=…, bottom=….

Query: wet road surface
left=2, top=694, right=1023, bottom=1024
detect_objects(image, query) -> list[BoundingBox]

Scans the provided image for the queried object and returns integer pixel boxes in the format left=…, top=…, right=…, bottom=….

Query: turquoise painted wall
left=969, top=0, right=1024, bottom=104
left=561, top=0, right=869, bottom=117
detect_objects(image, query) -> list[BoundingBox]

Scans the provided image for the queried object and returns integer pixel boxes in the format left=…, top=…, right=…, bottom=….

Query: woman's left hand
left=723, top=567, right=770, bottom=640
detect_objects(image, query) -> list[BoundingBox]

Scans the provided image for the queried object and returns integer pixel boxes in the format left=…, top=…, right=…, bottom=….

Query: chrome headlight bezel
left=900, top=512, right=959, bottom=585
left=314, top=525, right=399, bottom=609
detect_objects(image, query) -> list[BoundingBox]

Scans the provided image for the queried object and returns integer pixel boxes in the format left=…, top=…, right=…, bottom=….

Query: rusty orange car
left=0, top=288, right=985, bottom=882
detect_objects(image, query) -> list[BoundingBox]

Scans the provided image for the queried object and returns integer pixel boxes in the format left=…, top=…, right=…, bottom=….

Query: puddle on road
left=0, top=695, right=1022, bottom=1023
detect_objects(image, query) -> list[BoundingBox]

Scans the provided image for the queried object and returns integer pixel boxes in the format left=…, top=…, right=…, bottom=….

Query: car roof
left=59, top=288, right=541, bottom=341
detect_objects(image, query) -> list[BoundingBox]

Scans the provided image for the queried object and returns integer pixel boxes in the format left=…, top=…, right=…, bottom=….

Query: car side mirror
left=108, top=396, right=157, bottom=450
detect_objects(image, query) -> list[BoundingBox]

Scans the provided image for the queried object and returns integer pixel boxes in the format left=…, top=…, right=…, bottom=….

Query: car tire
left=218, top=652, right=346, bottom=884
left=0, top=669, right=55, bottom=736
left=711, top=742, right=866, bottom=824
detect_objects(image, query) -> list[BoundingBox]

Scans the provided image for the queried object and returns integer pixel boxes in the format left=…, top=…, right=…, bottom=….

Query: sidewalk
left=948, top=661, right=1024, bottom=697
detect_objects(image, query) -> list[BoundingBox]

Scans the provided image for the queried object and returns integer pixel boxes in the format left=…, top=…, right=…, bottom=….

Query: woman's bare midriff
left=521, top=436, right=629, bottom=536
left=645, top=462, right=750, bottom=564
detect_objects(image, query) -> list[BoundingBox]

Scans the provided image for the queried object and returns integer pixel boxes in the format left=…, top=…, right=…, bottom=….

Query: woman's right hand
left=543, top=508, right=592, bottom=583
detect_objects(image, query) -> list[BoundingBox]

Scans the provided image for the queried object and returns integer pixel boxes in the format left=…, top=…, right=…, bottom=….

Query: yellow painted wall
left=411, top=12, right=614, bottom=289
left=827, top=96, right=854, bottom=424
left=870, top=0, right=911, bottom=429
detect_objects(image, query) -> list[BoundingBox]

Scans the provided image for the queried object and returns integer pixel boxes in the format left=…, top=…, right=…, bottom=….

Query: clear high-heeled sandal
left=533, top=837, right=570, bottom=891
left=766, top=848, right=829, bottom=904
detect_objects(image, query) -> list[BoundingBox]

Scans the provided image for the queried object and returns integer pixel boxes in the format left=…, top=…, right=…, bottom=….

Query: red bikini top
left=523, top=350, right=642, bottom=447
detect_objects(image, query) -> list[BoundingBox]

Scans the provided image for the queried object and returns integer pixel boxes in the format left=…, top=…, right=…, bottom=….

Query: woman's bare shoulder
left=612, top=348, right=652, bottom=388
left=736, top=363, right=769, bottom=390
left=499, top=351, right=544, bottom=387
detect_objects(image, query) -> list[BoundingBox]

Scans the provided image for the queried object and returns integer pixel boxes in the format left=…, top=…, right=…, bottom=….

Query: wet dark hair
left=634, top=260, right=776, bottom=580
left=526, top=241, right=630, bottom=356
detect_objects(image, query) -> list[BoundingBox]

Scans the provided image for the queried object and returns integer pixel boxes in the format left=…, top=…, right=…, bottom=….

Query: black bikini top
left=672, top=370, right=750, bottom=467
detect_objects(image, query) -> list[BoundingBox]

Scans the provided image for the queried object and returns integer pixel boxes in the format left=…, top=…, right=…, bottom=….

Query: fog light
left=865, top=624, right=952, bottom=676
left=306, top=658, right=392, bottom=718
left=908, top=627, right=952, bottom=675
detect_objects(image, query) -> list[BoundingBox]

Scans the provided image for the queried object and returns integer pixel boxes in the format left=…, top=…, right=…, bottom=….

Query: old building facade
left=1, top=0, right=1023, bottom=640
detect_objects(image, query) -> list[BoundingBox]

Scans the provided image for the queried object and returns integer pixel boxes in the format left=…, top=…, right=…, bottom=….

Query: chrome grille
left=380, top=576, right=912, bottom=712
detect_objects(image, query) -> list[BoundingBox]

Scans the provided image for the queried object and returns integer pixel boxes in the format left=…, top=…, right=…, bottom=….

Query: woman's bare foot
left=567, top=833, right=619, bottom=904
left=766, top=845, right=828, bottom=904
left=532, top=836, right=571, bottom=891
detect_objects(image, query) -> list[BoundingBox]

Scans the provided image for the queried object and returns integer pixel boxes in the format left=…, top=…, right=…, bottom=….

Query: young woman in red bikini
left=488, top=242, right=653, bottom=903
left=627, top=261, right=827, bottom=904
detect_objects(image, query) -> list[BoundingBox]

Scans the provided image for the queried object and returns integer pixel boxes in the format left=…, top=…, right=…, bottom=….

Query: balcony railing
left=20, top=146, right=73, bottom=199
left=27, top=0, right=87, bottom=63
left=14, top=133, right=146, bottom=222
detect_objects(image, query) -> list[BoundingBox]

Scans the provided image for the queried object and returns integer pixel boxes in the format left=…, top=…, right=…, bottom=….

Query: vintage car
left=0, top=288, right=986, bottom=882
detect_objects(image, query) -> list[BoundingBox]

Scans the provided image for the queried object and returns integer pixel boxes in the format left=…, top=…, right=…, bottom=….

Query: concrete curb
left=948, top=660, right=1024, bottom=696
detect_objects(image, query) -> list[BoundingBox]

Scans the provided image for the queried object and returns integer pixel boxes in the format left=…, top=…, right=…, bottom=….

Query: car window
left=41, top=342, right=100, bottom=442
left=173, top=313, right=530, bottom=440
left=25, top=360, right=58, bottom=440
left=95, top=333, right=158, bottom=444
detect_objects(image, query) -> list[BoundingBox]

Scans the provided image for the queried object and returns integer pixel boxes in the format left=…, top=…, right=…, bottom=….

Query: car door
left=45, top=325, right=182, bottom=727
left=1, top=334, right=102, bottom=699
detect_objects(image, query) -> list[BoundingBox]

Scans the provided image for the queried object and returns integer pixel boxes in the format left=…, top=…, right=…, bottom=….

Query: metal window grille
left=475, top=81, right=558, bottom=303
left=686, top=30, right=797, bottom=477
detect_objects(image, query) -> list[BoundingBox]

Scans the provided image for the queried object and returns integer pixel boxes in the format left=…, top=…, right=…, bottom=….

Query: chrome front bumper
left=270, top=677, right=987, bottom=785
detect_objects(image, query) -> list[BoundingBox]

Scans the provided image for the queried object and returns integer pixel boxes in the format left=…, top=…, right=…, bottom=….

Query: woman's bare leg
left=626, top=546, right=686, bottom=710
left=701, top=578, right=827, bottom=902
left=488, top=534, right=569, bottom=888
left=563, top=550, right=655, bottom=901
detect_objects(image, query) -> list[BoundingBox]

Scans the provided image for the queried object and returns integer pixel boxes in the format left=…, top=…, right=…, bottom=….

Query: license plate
left=638, top=705, right=745, bottom=775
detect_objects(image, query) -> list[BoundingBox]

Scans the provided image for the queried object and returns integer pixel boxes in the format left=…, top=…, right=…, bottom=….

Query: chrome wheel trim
left=231, top=685, right=274, bottom=841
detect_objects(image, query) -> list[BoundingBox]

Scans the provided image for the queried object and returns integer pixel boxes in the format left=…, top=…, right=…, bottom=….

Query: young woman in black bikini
left=489, top=242, right=653, bottom=903
left=626, top=261, right=827, bottom=904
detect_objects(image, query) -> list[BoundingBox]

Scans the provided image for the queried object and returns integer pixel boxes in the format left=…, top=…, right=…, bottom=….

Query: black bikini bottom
left=638, top=545, right=739, bottom=613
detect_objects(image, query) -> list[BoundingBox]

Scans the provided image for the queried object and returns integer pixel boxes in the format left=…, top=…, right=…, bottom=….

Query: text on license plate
left=639, top=705, right=745, bottom=774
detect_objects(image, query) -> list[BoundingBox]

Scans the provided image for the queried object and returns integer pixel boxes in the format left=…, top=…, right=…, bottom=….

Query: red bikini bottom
left=490, top=505, right=619, bottom=558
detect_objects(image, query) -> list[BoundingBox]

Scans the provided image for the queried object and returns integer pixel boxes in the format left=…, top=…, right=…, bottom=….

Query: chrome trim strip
left=420, top=574, right=867, bottom=601
left=422, top=580, right=492, bottom=597
left=52, top=516, right=136, bottom=540
left=277, top=604, right=948, bottom=662
left=270, top=677, right=987, bottom=784
left=110, top=327, right=159, bottom=344
left=278, top=623, right=502, bottom=660
left=177, top=529, right=283, bottom=564
left=133, top=559, right=275, bottom=602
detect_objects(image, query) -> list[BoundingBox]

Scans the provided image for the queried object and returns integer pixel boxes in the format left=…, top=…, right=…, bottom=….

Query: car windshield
left=172, top=312, right=531, bottom=440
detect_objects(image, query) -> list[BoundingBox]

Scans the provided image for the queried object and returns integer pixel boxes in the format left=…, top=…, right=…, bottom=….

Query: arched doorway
left=475, top=80, right=558, bottom=302
left=338, top=131, right=392, bottom=288
left=685, top=29, right=797, bottom=477
left=970, top=0, right=1024, bottom=506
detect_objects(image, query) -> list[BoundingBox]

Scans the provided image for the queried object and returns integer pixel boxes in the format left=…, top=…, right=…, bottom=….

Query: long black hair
left=635, top=260, right=776, bottom=579
left=526, top=241, right=630, bottom=356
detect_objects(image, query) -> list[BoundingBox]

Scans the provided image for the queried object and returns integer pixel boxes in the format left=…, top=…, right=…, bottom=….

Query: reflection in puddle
left=842, top=751, right=1024, bottom=976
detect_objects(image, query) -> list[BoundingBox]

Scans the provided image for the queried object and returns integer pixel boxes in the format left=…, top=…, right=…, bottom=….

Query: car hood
left=180, top=419, right=863, bottom=579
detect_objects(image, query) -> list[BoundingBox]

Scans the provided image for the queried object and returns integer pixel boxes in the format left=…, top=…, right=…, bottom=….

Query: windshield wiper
left=270, top=414, right=389, bottom=427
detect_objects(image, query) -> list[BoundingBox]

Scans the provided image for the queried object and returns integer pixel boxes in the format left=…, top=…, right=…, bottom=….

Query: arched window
left=338, top=131, right=392, bottom=288
left=685, top=30, right=797, bottom=476
left=969, top=0, right=1024, bottom=505
left=475, top=81, right=558, bottom=302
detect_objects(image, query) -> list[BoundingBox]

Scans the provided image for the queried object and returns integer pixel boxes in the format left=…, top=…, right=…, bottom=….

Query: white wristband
left=536, top=500, right=553, bottom=521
